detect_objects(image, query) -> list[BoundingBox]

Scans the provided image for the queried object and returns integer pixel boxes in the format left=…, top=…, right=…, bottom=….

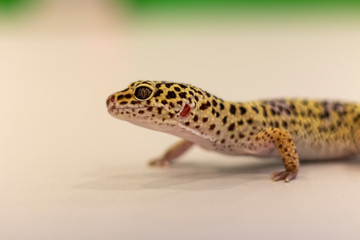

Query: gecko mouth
left=108, top=106, right=148, bottom=114
left=108, top=105, right=147, bottom=111
left=113, top=106, right=147, bottom=110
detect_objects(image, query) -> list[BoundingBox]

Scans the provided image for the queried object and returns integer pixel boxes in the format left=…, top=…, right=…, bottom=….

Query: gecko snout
left=106, top=95, right=115, bottom=108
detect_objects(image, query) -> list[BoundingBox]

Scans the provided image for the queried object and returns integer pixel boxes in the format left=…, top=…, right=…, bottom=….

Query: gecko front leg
left=149, top=140, right=194, bottom=167
left=254, top=128, right=300, bottom=182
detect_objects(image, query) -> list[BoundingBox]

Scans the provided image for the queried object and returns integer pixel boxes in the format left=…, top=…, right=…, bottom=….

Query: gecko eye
left=134, top=86, right=153, bottom=100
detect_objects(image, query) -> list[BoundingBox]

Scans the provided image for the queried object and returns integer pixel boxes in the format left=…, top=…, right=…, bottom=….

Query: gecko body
left=106, top=80, right=360, bottom=182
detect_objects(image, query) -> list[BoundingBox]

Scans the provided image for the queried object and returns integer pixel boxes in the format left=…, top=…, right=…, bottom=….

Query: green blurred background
left=1, top=0, right=360, bottom=17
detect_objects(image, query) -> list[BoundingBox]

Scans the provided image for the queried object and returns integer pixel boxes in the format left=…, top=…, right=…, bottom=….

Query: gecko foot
left=271, top=170, right=297, bottom=182
left=148, top=158, right=171, bottom=167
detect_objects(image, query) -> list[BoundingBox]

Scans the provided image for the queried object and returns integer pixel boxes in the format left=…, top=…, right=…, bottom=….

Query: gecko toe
left=148, top=159, right=171, bottom=167
left=272, top=170, right=297, bottom=182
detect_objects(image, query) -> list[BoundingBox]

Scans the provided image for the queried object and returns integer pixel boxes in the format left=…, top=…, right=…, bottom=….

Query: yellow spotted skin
left=107, top=80, right=360, bottom=182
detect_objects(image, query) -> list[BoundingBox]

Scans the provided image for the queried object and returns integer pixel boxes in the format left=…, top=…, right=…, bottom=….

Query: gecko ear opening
left=179, top=104, right=191, bottom=118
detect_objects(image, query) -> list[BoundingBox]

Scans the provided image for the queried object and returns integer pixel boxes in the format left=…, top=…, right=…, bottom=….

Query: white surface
left=1, top=4, right=360, bottom=240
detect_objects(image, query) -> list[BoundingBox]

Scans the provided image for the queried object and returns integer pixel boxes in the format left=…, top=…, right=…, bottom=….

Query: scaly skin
left=106, top=80, right=360, bottom=182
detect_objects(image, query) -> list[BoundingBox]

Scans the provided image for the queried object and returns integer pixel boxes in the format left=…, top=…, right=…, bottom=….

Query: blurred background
left=1, top=1, right=360, bottom=240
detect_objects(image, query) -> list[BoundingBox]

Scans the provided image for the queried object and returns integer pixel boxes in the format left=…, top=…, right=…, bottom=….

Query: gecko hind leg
left=254, top=128, right=300, bottom=182
left=149, top=140, right=194, bottom=167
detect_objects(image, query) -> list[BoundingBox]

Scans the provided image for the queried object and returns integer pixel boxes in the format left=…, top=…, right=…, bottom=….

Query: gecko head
left=106, top=80, right=199, bottom=127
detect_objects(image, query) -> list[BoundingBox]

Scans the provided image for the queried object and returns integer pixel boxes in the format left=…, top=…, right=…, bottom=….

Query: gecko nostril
left=107, top=95, right=115, bottom=106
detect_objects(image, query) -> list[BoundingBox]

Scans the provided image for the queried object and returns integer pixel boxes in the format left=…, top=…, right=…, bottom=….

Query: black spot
left=321, top=101, right=329, bottom=108
left=189, top=91, right=194, bottom=96
left=274, top=121, right=279, bottom=128
left=282, top=121, right=288, bottom=128
left=147, top=107, right=153, bottom=111
left=230, top=105, right=236, bottom=115
left=185, top=122, right=190, bottom=126
left=120, top=101, right=128, bottom=105
left=261, top=105, right=268, bottom=117
left=216, top=112, right=220, bottom=118
left=177, top=100, right=183, bottom=105
left=220, top=139, right=226, bottom=144
left=174, top=87, right=181, bottom=92
left=239, top=133, right=245, bottom=138
left=211, top=108, right=216, bottom=115
left=155, top=83, right=162, bottom=88
left=130, top=100, right=140, bottom=104
left=117, top=95, right=124, bottom=101
left=194, top=96, right=199, bottom=102
left=220, top=103, right=225, bottom=110
left=125, top=94, right=132, bottom=99
left=216, top=130, right=221, bottom=135
left=157, top=107, right=162, bottom=114
left=228, top=123, right=235, bottom=131
left=212, top=99, right=218, bottom=107
left=161, top=100, right=168, bottom=105
left=193, top=115, right=199, bottom=122
left=247, top=118, right=253, bottom=124
left=179, top=84, right=187, bottom=89
left=319, top=110, right=330, bottom=119
left=222, top=116, right=227, bottom=124
left=205, top=92, right=211, bottom=97
left=209, top=124, right=216, bottom=130
left=169, top=113, right=174, bottom=118
left=354, top=114, right=360, bottom=122
left=284, top=108, right=291, bottom=115
left=200, top=103, right=209, bottom=110
left=307, top=109, right=313, bottom=117
left=169, top=102, right=175, bottom=108
left=153, top=89, right=163, bottom=97
left=166, top=91, right=176, bottom=99
left=165, top=83, right=174, bottom=88
left=318, top=126, right=328, bottom=132
left=195, top=90, right=203, bottom=95
left=138, top=110, right=144, bottom=114
left=291, top=119, right=296, bottom=125
left=203, top=117, right=208, bottom=123
left=270, top=108, right=276, bottom=116
left=179, top=92, right=187, bottom=98
left=251, top=106, right=259, bottom=114
left=239, top=106, right=246, bottom=115
left=237, top=120, right=244, bottom=125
